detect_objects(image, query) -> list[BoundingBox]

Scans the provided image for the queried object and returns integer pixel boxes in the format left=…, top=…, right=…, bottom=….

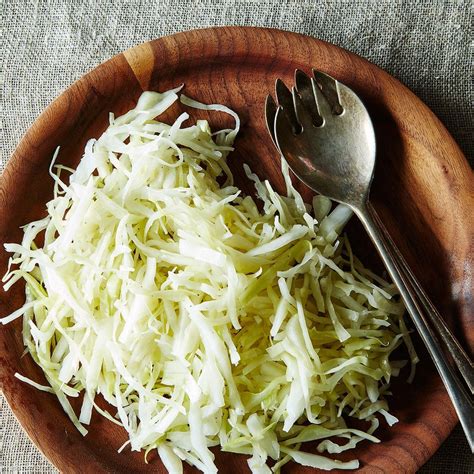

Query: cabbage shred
left=1, top=90, right=417, bottom=473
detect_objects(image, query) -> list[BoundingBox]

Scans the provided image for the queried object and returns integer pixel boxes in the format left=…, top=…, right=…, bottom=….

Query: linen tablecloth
left=1, top=1, right=472, bottom=472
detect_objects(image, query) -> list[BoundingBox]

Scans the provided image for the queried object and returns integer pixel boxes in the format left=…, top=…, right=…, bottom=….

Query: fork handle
left=367, top=204, right=474, bottom=394
left=356, top=203, right=474, bottom=452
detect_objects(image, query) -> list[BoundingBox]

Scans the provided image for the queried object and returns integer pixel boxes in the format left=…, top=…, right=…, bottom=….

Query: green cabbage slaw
left=1, top=89, right=417, bottom=473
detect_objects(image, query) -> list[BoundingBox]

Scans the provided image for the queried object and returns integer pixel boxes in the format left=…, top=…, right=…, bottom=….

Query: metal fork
left=265, top=69, right=474, bottom=450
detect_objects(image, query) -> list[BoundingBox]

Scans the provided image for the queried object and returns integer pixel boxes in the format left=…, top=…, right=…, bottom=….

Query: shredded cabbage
left=1, top=89, right=417, bottom=473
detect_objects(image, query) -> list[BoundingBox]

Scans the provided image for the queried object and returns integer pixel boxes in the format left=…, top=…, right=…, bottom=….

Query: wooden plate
left=0, top=27, right=472, bottom=473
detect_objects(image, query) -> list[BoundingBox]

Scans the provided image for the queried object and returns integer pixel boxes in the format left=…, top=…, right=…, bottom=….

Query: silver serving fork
left=265, top=69, right=474, bottom=450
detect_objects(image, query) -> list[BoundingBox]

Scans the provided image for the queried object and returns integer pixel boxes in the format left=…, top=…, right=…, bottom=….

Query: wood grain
left=0, top=27, right=472, bottom=474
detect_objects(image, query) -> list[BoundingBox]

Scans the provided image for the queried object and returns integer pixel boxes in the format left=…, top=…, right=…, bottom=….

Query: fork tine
left=311, top=77, right=332, bottom=121
left=275, top=79, right=299, bottom=132
left=312, top=69, right=343, bottom=115
left=295, top=69, right=323, bottom=126
left=274, top=105, right=295, bottom=150
left=265, top=94, right=278, bottom=146
left=292, top=87, right=313, bottom=132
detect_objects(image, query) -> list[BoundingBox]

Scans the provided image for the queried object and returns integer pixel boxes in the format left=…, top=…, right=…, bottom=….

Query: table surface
left=1, top=1, right=472, bottom=472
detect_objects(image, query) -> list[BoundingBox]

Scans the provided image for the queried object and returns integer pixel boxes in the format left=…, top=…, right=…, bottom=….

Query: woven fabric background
left=1, top=0, right=472, bottom=472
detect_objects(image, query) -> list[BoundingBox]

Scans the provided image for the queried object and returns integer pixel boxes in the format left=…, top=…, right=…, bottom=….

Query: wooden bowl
left=0, top=27, right=472, bottom=473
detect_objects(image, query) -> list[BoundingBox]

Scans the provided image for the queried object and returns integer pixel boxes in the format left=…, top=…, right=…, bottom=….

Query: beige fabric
left=1, top=1, right=472, bottom=472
